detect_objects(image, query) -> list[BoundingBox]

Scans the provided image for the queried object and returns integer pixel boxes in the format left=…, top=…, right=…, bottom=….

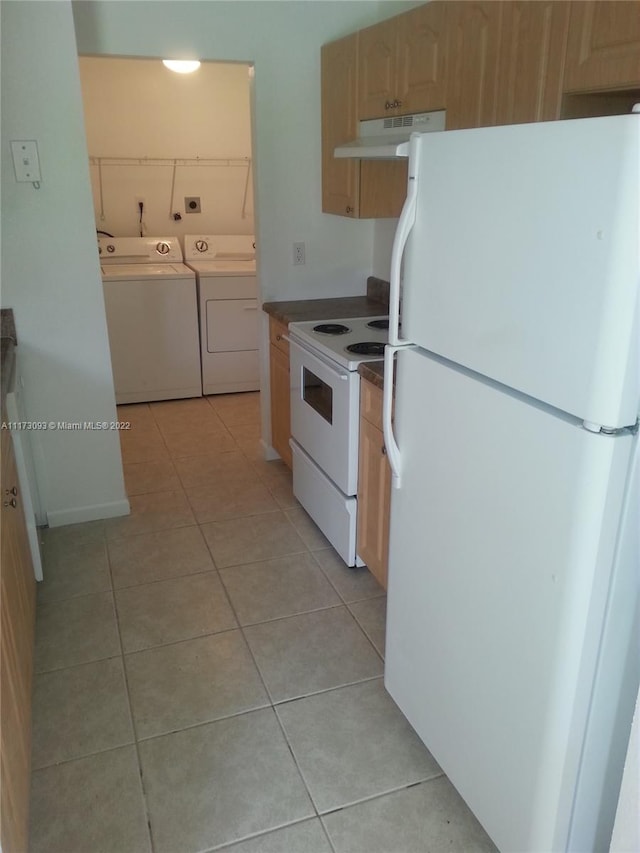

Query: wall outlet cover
left=185, top=196, right=201, bottom=213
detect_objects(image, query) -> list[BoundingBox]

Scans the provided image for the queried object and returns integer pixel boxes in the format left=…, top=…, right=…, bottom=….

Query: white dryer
left=99, top=236, right=202, bottom=404
left=184, top=234, right=259, bottom=395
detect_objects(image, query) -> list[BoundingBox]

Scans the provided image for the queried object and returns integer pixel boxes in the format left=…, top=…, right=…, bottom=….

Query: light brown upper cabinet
left=358, top=2, right=448, bottom=120
left=321, top=34, right=360, bottom=217
left=564, top=1, right=640, bottom=93
left=496, top=1, right=571, bottom=125
left=321, top=32, right=408, bottom=219
left=445, top=1, right=503, bottom=130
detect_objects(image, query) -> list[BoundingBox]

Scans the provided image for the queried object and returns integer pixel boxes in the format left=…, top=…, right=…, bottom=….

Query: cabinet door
left=321, top=34, right=360, bottom=217
left=396, top=1, right=448, bottom=115
left=445, top=1, right=503, bottom=130
left=358, top=17, right=399, bottom=120
left=357, top=415, right=391, bottom=589
left=359, top=160, right=408, bottom=220
left=496, top=1, right=571, bottom=125
left=564, top=1, right=640, bottom=93
left=269, top=343, right=292, bottom=470
left=1, top=427, right=36, bottom=853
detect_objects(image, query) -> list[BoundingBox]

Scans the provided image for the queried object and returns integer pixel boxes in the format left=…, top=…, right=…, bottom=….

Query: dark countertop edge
left=262, top=295, right=388, bottom=326
left=1, top=338, right=16, bottom=412
left=1, top=309, right=17, bottom=409
left=263, top=277, right=390, bottom=326
left=1, top=308, right=17, bottom=344
left=358, top=360, right=384, bottom=390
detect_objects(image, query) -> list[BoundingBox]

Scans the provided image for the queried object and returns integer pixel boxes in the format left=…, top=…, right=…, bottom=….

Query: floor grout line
left=106, top=532, right=158, bottom=853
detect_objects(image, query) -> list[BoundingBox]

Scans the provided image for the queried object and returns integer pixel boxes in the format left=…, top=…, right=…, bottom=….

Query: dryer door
left=206, top=298, right=259, bottom=353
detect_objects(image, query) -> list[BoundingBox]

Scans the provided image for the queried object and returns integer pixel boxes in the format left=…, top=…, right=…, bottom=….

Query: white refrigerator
left=382, top=114, right=639, bottom=853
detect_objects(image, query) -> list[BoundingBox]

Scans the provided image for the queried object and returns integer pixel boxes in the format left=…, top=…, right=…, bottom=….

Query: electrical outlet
left=293, top=242, right=306, bottom=266
left=185, top=196, right=201, bottom=213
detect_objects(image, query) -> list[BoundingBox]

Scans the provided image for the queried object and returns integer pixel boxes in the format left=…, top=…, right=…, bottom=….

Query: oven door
left=289, top=337, right=360, bottom=496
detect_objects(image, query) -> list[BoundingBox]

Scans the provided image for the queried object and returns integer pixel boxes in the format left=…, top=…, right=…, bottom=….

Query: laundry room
left=78, top=56, right=259, bottom=405
left=79, top=56, right=254, bottom=240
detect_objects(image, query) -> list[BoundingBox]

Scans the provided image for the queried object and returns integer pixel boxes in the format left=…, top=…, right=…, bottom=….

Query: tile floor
left=29, top=392, right=496, bottom=853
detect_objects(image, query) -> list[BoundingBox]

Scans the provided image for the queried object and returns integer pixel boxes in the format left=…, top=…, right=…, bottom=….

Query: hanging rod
left=89, top=156, right=251, bottom=168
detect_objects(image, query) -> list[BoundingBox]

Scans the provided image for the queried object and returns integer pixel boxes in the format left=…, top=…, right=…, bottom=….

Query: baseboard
left=46, top=497, right=130, bottom=528
left=260, top=438, right=280, bottom=462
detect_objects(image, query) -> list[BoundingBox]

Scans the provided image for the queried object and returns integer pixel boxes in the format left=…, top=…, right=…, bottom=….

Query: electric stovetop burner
left=366, top=319, right=389, bottom=330
left=345, top=341, right=386, bottom=356
left=313, top=323, right=351, bottom=335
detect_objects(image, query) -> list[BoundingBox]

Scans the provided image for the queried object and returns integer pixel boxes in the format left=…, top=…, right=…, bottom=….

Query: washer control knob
left=195, top=240, right=208, bottom=253
left=156, top=242, right=170, bottom=255
left=106, top=244, right=115, bottom=253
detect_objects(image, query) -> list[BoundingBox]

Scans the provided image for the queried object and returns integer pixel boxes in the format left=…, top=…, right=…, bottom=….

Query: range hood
left=334, top=110, right=446, bottom=159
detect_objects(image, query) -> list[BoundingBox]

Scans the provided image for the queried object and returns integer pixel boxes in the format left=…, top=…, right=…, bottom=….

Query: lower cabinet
left=1, top=424, right=36, bottom=853
left=268, top=317, right=292, bottom=470
left=357, top=378, right=391, bottom=588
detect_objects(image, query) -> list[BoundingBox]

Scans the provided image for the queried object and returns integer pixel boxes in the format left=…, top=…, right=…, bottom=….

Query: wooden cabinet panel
left=1, top=426, right=36, bottom=853
left=496, top=1, right=571, bottom=125
left=445, top=1, right=503, bottom=130
left=396, top=1, right=448, bottom=114
left=321, top=30, right=407, bottom=219
left=321, top=34, right=360, bottom=217
left=564, top=1, right=640, bottom=93
left=268, top=318, right=292, bottom=470
left=359, top=3, right=448, bottom=120
left=357, top=381, right=391, bottom=589
left=359, top=160, right=407, bottom=220
left=358, top=18, right=398, bottom=120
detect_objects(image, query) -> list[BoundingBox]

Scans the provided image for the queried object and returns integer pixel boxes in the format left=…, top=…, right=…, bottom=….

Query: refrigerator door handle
left=383, top=344, right=413, bottom=489
left=389, top=133, right=421, bottom=347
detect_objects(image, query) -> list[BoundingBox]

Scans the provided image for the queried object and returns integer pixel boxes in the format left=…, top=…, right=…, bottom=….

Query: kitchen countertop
left=1, top=309, right=17, bottom=407
left=262, top=295, right=388, bottom=326
left=358, top=360, right=384, bottom=390
left=262, top=276, right=390, bottom=326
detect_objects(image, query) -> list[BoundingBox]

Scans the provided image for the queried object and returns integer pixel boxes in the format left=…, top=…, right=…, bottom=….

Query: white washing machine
left=184, top=234, right=259, bottom=395
left=100, top=236, right=202, bottom=404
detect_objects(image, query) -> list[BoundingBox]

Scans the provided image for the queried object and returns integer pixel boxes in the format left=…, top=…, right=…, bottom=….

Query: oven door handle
left=286, top=334, right=350, bottom=379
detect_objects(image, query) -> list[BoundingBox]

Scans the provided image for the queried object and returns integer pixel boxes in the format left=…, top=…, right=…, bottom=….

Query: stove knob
left=106, top=244, right=115, bottom=253
left=156, top=241, right=170, bottom=255
left=195, top=240, right=208, bottom=253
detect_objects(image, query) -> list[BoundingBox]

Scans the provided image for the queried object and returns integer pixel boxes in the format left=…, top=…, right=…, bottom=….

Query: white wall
left=1, top=1, right=129, bottom=526
left=80, top=57, right=255, bottom=238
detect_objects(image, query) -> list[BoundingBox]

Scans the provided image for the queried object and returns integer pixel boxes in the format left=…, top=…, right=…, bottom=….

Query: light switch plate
left=11, top=140, right=41, bottom=182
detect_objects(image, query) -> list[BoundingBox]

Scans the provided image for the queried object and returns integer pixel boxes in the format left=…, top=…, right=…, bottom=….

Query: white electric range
left=287, top=315, right=389, bottom=566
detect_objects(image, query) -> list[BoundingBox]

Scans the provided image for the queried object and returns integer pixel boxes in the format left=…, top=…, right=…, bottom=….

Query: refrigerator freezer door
left=385, top=347, right=637, bottom=853
left=401, top=115, right=639, bottom=429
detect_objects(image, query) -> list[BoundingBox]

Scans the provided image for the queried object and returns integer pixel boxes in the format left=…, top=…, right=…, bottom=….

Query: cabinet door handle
left=384, top=101, right=393, bottom=110
left=5, top=486, right=17, bottom=496
left=381, top=444, right=387, bottom=455
left=4, top=498, right=17, bottom=508
left=345, top=205, right=353, bottom=214
left=393, top=99, right=402, bottom=109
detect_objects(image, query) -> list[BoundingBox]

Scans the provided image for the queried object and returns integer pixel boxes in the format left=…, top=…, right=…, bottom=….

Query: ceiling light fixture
left=162, top=59, right=201, bottom=74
